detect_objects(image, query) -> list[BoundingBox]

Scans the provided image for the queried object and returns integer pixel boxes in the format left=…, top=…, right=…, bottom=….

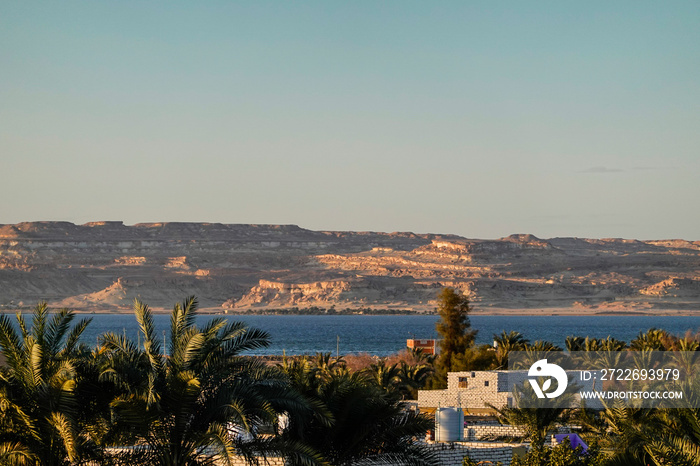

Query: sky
left=1, top=1, right=698, bottom=240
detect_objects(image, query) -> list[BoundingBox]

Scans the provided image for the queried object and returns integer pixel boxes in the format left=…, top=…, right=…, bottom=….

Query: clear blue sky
left=2, top=1, right=698, bottom=239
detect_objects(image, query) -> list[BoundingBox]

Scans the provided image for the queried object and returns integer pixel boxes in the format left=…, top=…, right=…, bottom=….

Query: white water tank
left=435, top=407, right=464, bottom=442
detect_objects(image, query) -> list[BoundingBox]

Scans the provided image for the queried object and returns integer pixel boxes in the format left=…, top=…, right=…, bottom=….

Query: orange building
left=406, top=338, right=438, bottom=355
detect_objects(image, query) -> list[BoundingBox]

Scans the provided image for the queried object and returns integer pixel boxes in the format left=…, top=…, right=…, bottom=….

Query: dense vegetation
left=433, top=287, right=700, bottom=466
left=0, top=298, right=435, bottom=466
left=2, top=288, right=700, bottom=465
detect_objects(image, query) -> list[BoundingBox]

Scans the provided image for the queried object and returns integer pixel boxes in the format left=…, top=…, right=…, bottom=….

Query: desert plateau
left=0, top=221, right=698, bottom=315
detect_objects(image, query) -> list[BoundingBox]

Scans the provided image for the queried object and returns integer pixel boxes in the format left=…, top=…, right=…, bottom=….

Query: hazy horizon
left=2, top=2, right=698, bottom=240
left=3, top=219, right=698, bottom=242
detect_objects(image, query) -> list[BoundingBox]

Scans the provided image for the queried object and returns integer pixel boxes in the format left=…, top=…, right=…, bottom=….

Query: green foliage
left=435, top=288, right=476, bottom=362
left=363, top=357, right=436, bottom=400
left=629, top=328, right=669, bottom=351
left=490, top=382, right=575, bottom=449
left=0, top=303, right=99, bottom=465
left=431, top=288, right=477, bottom=386
left=8, top=299, right=700, bottom=466
left=577, top=400, right=658, bottom=465
left=366, top=359, right=401, bottom=397
left=451, top=344, right=498, bottom=372
left=313, top=352, right=345, bottom=376
left=280, top=356, right=436, bottom=465
left=462, top=456, right=502, bottom=466
left=396, top=360, right=434, bottom=400
left=565, top=336, right=627, bottom=352
left=494, top=330, right=529, bottom=369
left=644, top=406, right=700, bottom=465
left=100, top=297, right=322, bottom=466
left=510, top=438, right=606, bottom=466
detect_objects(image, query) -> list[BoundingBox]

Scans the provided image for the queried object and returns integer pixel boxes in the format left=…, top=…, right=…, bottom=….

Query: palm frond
left=27, top=338, right=43, bottom=389
left=100, top=331, right=141, bottom=355
left=169, top=296, right=198, bottom=362
left=199, top=317, right=228, bottom=337
left=62, top=316, right=92, bottom=356
left=45, top=308, right=74, bottom=356
left=29, top=302, right=49, bottom=344
left=243, top=436, right=329, bottom=466
left=15, top=312, right=29, bottom=341
left=133, top=299, right=163, bottom=370
left=220, top=327, right=271, bottom=357
left=196, top=423, right=239, bottom=465
left=181, top=332, right=207, bottom=369
left=49, top=411, right=78, bottom=462
left=647, top=434, right=700, bottom=466
left=0, top=314, right=22, bottom=370
left=0, top=441, right=35, bottom=466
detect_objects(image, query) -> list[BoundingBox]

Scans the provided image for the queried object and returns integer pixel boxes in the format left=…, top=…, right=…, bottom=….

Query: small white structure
left=435, top=407, right=464, bottom=442
left=418, top=370, right=603, bottom=413
left=418, top=371, right=517, bottom=414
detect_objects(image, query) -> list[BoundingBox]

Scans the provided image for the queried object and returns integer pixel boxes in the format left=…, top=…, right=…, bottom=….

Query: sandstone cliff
left=0, top=222, right=698, bottom=313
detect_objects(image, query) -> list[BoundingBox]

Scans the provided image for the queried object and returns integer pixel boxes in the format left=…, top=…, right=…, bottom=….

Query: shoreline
left=3, top=307, right=700, bottom=317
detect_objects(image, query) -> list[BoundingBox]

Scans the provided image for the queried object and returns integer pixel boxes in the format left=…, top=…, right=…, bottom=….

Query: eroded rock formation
left=0, top=222, right=699, bottom=313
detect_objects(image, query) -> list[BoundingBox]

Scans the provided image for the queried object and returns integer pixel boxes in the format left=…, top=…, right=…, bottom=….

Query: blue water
left=72, top=314, right=700, bottom=356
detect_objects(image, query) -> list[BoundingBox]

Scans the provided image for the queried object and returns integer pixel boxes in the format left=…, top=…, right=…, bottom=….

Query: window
left=458, top=377, right=469, bottom=389
left=484, top=381, right=490, bottom=387
left=471, top=372, right=476, bottom=377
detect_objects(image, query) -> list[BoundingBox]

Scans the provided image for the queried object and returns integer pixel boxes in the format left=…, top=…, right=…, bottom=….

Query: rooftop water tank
left=435, top=407, right=464, bottom=442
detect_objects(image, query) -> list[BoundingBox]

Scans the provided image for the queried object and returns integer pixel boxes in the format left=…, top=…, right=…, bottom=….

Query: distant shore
left=470, top=307, right=700, bottom=317
left=4, top=306, right=700, bottom=317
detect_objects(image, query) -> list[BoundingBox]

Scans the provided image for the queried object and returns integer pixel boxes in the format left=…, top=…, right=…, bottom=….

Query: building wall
left=464, top=424, right=574, bottom=441
left=406, top=339, right=437, bottom=355
left=352, top=442, right=518, bottom=466
left=464, top=424, right=525, bottom=441
left=424, top=441, right=518, bottom=466
left=418, top=370, right=517, bottom=411
left=226, top=457, right=286, bottom=466
left=418, top=369, right=604, bottom=411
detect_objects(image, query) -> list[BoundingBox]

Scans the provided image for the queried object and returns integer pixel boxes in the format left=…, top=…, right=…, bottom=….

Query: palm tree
left=566, top=335, right=627, bottom=353
left=634, top=376, right=700, bottom=466
left=630, top=328, right=668, bottom=351
left=565, top=336, right=586, bottom=352
left=599, top=336, right=627, bottom=351
left=669, top=341, right=700, bottom=377
left=493, top=331, right=529, bottom=369
left=565, top=337, right=627, bottom=375
left=366, top=359, right=401, bottom=397
left=101, top=297, right=321, bottom=466
left=0, top=381, right=36, bottom=465
left=278, top=356, right=318, bottom=390
left=0, top=302, right=98, bottom=465
left=646, top=407, right=700, bottom=466
left=489, top=382, right=574, bottom=454
left=313, top=352, right=345, bottom=377
left=280, top=368, right=435, bottom=466
left=578, top=400, right=659, bottom=465
left=397, top=361, right=433, bottom=400
left=527, top=340, right=561, bottom=352
left=406, top=347, right=436, bottom=367
left=508, top=340, right=562, bottom=370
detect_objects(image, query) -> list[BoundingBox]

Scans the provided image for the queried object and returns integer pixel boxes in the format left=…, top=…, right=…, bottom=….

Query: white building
left=417, top=370, right=603, bottom=413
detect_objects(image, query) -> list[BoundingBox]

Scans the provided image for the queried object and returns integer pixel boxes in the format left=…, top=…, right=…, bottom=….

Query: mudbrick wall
left=424, top=442, right=518, bottom=466
left=417, top=371, right=520, bottom=411
left=465, top=424, right=525, bottom=440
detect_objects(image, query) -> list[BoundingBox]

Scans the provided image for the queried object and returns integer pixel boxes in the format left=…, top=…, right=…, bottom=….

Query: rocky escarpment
left=0, top=222, right=699, bottom=313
